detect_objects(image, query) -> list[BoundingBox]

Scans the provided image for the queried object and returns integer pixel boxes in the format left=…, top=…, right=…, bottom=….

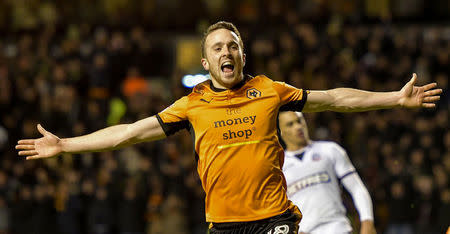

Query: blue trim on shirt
left=338, top=170, right=356, bottom=181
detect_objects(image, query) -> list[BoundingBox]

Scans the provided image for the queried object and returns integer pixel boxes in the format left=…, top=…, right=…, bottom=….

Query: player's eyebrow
left=228, top=41, right=239, bottom=47
left=211, top=42, right=224, bottom=48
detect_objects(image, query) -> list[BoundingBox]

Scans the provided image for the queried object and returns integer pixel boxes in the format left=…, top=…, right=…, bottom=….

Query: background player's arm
left=16, top=116, right=166, bottom=160
left=303, top=73, right=441, bottom=112
left=332, top=143, right=376, bottom=234
left=341, top=173, right=376, bottom=234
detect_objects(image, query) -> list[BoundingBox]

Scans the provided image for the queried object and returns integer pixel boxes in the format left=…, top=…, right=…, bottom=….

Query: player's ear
left=201, top=58, right=209, bottom=70
left=243, top=53, right=246, bottom=67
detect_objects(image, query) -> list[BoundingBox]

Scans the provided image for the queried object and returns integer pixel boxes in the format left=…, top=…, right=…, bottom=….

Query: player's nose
left=222, top=47, right=231, bottom=56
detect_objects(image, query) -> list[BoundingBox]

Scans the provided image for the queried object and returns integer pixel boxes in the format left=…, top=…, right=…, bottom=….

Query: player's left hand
left=399, top=73, right=442, bottom=108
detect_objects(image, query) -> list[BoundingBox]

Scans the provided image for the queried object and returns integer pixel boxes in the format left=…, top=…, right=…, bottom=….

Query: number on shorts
left=267, top=224, right=289, bottom=234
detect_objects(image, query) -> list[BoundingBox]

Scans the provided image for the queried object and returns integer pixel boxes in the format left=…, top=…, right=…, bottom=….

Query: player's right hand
left=16, top=124, right=62, bottom=160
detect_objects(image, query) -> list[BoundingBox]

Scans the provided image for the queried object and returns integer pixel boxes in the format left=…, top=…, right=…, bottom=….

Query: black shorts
left=209, top=210, right=300, bottom=234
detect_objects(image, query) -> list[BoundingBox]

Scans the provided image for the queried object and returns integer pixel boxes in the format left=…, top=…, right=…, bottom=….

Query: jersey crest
left=246, top=88, right=261, bottom=99
left=312, top=153, right=321, bottom=161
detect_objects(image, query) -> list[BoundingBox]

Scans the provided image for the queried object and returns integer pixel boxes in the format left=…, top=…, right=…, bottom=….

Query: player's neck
left=286, top=140, right=311, bottom=152
left=210, top=74, right=244, bottom=90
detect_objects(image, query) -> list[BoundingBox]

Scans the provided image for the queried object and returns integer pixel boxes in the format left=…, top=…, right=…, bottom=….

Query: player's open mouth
left=221, top=61, right=234, bottom=76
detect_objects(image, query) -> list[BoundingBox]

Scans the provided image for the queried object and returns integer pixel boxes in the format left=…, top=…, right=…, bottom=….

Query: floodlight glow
left=182, top=74, right=210, bottom=88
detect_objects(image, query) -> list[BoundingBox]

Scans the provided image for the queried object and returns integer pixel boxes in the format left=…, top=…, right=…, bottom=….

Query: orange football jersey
left=157, top=75, right=307, bottom=222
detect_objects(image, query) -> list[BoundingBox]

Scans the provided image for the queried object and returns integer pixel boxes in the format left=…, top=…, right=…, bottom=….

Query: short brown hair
left=201, top=21, right=244, bottom=58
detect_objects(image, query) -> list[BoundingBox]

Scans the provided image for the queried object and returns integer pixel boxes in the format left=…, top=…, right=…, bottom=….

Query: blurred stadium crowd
left=0, top=0, right=448, bottom=234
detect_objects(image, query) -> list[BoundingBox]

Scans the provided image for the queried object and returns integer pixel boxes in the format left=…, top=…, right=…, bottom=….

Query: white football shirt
left=283, top=141, right=356, bottom=233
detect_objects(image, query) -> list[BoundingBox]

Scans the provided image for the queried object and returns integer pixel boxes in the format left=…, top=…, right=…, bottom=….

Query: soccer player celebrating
left=16, top=21, right=441, bottom=234
left=279, top=112, right=376, bottom=234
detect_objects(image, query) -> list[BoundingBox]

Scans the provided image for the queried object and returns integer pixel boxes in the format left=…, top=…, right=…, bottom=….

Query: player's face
left=279, top=112, right=310, bottom=148
left=202, top=29, right=246, bottom=89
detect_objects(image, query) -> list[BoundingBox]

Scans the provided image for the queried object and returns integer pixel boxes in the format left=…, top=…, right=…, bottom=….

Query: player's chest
left=187, top=94, right=279, bottom=131
left=284, top=155, right=334, bottom=183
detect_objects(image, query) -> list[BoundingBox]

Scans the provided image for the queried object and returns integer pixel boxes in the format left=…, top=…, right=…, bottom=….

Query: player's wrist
left=360, top=220, right=376, bottom=234
left=59, top=138, right=70, bottom=153
left=360, top=220, right=375, bottom=228
left=394, top=90, right=405, bottom=108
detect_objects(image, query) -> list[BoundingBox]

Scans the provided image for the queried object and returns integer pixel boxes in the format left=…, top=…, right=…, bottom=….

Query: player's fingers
left=422, top=103, right=436, bottom=108
left=421, top=83, right=437, bottom=91
left=424, top=88, right=442, bottom=96
left=15, top=145, right=35, bottom=150
left=18, top=150, right=38, bottom=156
left=26, top=155, right=44, bottom=160
left=18, top=139, right=35, bottom=145
left=37, top=124, right=46, bottom=135
left=423, top=96, right=440, bottom=103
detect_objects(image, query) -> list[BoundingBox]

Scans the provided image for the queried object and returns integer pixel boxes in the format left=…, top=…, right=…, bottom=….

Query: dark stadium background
left=0, top=0, right=448, bottom=233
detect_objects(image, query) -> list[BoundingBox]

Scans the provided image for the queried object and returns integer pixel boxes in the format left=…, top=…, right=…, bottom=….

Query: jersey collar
left=285, top=142, right=314, bottom=158
left=209, top=74, right=253, bottom=92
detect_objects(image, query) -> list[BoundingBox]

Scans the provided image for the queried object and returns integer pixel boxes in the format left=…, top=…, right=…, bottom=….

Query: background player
left=279, top=111, right=376, bottom=234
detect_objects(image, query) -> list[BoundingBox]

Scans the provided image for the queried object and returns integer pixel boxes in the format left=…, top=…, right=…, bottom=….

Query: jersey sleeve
left=341, top=173, right=374, bottom=221
left=330, top=143, right=356, bottom=179
left=156, top=96, right=190, bottom=136
left=272, top=81, right=309, bottom=112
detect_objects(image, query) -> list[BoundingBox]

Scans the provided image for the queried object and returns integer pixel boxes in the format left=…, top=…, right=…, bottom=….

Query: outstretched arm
left=303, top=73, right=442, bottom=112
left=16, top=116, right=166, bottom=160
